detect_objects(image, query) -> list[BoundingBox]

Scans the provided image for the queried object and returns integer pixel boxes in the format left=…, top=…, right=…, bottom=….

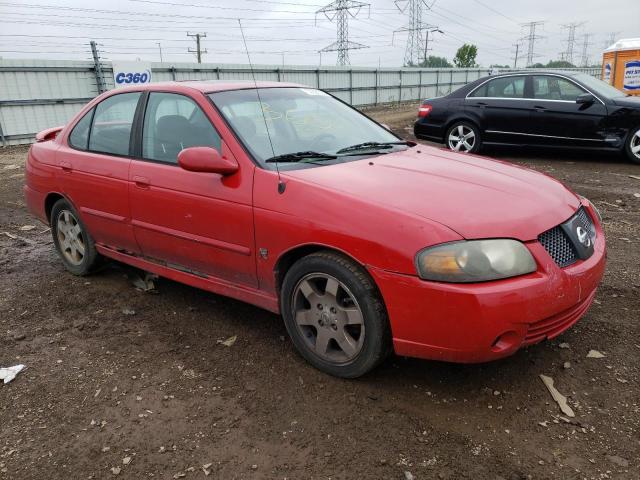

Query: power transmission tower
left=559, top=22, right=585, bottom=65
left=187, top=32, right=207, bottom=63
left=520, top=21, right=544, bottom=67
left=603, top=31, right=620, bottom=49
left=580, top=33, right=592, bottom=67
left=392, top=0, right=439, bottom=66
left=316, top=0, right=370, bottom=66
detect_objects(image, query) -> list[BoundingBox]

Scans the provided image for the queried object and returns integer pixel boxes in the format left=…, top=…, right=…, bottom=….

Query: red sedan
left=24, top=81, right=606, bottom=378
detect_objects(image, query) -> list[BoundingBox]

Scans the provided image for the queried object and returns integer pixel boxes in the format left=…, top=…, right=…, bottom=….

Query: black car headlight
left=415, top=239, right=537, bottom=283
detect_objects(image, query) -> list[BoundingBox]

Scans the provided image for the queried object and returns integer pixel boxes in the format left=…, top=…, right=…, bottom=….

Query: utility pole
left=559, top=22, right=585, bottom=65
left=187, top=32, right=207, bottom=63
left=520, top=21, right=544, bottom=67
left=512, top=43, right=520, bottom=68
left=316, top=0, right=370, bottom=66
left=580, top=33, right=592, bottom=67
left=157, top=42, right=163, bottom=63
left=392, top=0, right=439, bottom=67
left=89, top=40, right=106, bottom=94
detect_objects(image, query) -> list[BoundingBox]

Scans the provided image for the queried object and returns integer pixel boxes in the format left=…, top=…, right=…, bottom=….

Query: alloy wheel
left=56, top=210, right=85, bottom=266
left=448, top=124, right=476, bottom=152
left=291, top=273, right=365, bottom=364
left=631, top=129, right=640, bottom=161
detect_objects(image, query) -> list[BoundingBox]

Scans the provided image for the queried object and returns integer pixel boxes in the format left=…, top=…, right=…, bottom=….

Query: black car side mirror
left=576, top=93, right=595, bottom=105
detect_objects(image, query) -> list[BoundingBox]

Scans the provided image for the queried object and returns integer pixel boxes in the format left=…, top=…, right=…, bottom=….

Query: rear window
left=88, top=92, right=141, bottom=156
left=68, top=109, right=94, bottom=150
left=470, top=76, right=525, bottom=99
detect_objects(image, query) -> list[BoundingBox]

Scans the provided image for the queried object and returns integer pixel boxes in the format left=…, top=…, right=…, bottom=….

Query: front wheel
left=624, top=126, right=640, bottom=164
left=280, top=251, right=391, bottom=378
left=445, top=122, right=481, bottom=153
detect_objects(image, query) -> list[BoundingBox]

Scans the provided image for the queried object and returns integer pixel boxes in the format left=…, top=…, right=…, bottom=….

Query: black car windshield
left=573, top=73, right=628, bottom=99
left=209, top=87, right=405, bottom=169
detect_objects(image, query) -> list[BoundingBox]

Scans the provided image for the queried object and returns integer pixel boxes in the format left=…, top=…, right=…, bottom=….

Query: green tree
left=418, top=56, right=453, bottom=68
left=545, top=60, right=575, bottom=68
left=453, top=44, right=478, bottom=68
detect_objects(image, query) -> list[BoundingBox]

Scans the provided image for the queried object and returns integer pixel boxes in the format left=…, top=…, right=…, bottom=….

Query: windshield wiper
left=336, top=140, right=413, bottom=154
left=265, top=151, right=338, bottom=163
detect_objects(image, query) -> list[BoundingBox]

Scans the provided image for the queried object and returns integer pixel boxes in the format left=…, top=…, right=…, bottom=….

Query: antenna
left=237, top=19, right=285, bottom=194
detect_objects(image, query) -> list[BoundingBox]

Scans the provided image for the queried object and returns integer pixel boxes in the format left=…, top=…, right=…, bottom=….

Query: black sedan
left=414, top=71, right=640, bottom=164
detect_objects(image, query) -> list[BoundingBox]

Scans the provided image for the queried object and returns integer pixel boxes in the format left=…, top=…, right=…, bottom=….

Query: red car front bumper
left=369, top=236, right=606, bottom=363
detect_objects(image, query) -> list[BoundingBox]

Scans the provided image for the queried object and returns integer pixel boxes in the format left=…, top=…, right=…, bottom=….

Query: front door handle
left=474, top=102, right=488, bottom=107
left=132, top=175, right=150, bottom=188
left=534, top=105, right=547, bottom=112
left=60, top=161, right=72, bottom=172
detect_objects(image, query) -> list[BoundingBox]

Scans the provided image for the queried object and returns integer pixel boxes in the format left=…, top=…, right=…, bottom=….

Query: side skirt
left=96, top=245, right=280, bottom=314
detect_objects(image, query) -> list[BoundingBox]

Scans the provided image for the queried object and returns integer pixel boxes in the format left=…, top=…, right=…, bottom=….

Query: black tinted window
left=69, top=108, right=94, bottom=150
left=89, top=92, right=141, bottom=156
left=470, top=76, right=525, bottom=98
left=532, top=76, right=586, bottom=101
left=142, top=92, right=221, bottom=164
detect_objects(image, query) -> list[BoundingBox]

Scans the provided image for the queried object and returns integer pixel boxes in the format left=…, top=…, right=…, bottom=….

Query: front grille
left=538, top=207, right=596, bottom=268
left=538, top=226, right=577, bottom=267
left=576, top=207, right=596, bottom=238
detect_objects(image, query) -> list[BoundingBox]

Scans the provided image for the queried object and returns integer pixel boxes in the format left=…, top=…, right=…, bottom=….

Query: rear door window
left=532, top=76, right=586, bottom=101
left=142, top=92, right=221, bottom=164
left=470, top=76, right=525, bottom=98
left=88, top=92, right=142, bottom=156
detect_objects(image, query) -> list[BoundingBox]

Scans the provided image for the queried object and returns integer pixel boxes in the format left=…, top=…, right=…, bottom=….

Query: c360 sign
left=112, top=62, right=152, bottom=88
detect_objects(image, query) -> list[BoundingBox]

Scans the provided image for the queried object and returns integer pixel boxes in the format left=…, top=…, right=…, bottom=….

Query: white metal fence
left=0, top=58, right=600, bottom=146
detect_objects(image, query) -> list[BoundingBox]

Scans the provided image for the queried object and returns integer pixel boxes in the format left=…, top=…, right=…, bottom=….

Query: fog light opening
left=491, top=331, right=519, bottom=353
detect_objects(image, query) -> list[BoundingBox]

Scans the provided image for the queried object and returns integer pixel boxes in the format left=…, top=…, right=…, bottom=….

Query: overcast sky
left=0, top=0, right=638, bottom=67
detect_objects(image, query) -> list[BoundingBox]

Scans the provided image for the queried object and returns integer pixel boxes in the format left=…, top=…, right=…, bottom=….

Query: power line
left=316, top=0, right=370, bottom=66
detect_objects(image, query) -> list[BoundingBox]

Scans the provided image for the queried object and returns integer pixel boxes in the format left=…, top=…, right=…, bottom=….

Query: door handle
left=60, top=161, right=72, bottom=172
left=474, top=102, right=488, bottom=107
left=534, top=105, right=547, bottom=112
left=132, top=175, right=150, bottom=188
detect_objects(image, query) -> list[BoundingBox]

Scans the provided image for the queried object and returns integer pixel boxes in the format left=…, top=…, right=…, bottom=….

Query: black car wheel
left=51, top=199, right=102, bottom=275
left=445, top=122, right=481, bottom=153
left=625, top=126, right=640, bottom=164
left=280, top=251, right=391, bottom=378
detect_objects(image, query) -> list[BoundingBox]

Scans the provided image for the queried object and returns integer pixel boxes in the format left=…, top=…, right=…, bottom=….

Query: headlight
left=415, top=239, right=537, bottom=283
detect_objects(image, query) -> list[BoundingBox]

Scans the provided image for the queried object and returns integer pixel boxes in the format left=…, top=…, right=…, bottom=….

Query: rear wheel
left=624, top=126, right=640, bottom=164
left=280, top=251, right=391, bottom=378
left=51, top=199, right=101, bottom=275
left=445, top=121, right=481, bottom=153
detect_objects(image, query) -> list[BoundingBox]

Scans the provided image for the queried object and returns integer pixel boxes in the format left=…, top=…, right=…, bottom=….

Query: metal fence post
left=419, top=70, right=423, bottom=99
left=216, top=67, right=220, bottom=80
left=276, top=68, right=281, bottom=82
left=349, top=69, right=353, bottom=104
left=374, top=69, right=378, bottom=105
left=398, top=69, right=402, bottom=104
left=170, top=66, right=176, bottom=81
left=90, top=40, right=106, bottom=94
left=0, top=117, right=6, bottom=147
left=316, top=69, right=320, bottom=89
left=435, top=69, right=439, bottom=96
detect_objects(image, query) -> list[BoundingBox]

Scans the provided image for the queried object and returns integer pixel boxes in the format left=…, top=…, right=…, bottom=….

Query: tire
left=445, top=121, right=481, bottom=153
left=280, top=251, right=391, bottom=378
left=624, top=125, right=640, bottom=164
left=50, top=198, right=102, bottom=275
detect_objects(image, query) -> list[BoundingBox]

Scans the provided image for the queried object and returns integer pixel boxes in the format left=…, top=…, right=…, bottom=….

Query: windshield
left=573, top=73, right=628, bottom=99
left=209, top=87, right=404, bottom=169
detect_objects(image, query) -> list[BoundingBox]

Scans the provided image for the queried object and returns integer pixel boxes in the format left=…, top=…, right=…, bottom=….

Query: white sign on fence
left=112, top=61, right=152, bottom=88
left=623, top=60, right=640, bottom=91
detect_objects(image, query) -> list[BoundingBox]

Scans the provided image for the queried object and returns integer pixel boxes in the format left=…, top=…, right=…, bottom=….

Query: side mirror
left=178, top=146, right=238, bottom=175
left=380, top=123, right=391, bottom=130
left=576, top=93, right=595, bottom=105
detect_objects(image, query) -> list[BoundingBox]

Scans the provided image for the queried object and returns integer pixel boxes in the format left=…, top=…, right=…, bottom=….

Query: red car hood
left=284, top=146, right=581, bottom=241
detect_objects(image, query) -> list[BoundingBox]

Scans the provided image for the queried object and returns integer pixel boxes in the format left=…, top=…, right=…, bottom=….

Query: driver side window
left=142, top=93, right=221, bottom=164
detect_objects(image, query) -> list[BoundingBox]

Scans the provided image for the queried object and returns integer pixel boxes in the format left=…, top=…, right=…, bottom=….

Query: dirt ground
left=1, top=104, right=639, bottom=480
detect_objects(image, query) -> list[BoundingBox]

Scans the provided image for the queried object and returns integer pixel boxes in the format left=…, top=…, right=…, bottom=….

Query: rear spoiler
left=35, top=126, right=64, bottom=143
